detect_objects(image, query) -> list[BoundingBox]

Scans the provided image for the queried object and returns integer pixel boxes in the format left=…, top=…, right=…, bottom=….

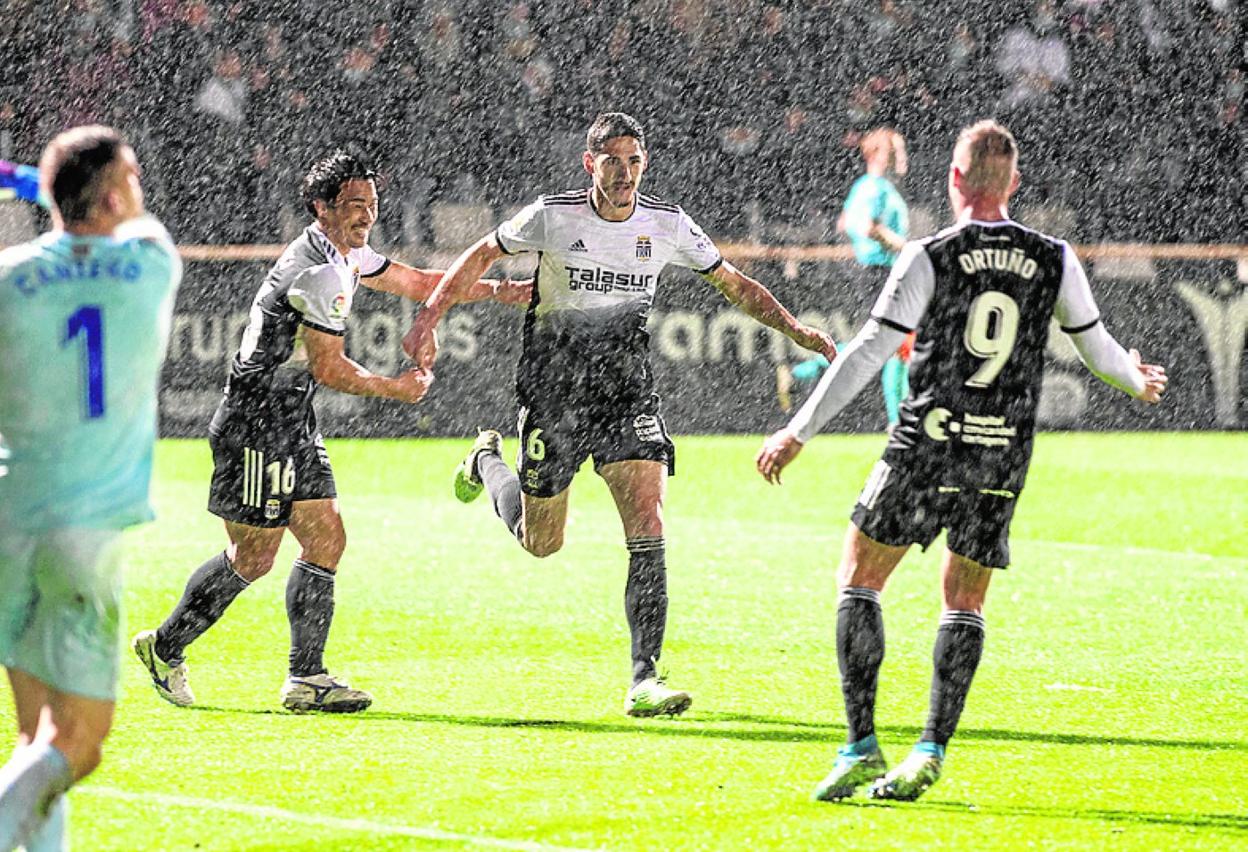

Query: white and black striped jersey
left=495, top=188, right=722, bottom=408
left=874, top=219, right=1098, bottom=491
left=223, top=223, right=389, bottom=414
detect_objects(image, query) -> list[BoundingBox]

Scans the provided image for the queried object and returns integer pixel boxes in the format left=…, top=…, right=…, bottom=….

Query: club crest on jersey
left=636, top=236, right=652, bottom=262
left=264, top=499, right=281, bottom=520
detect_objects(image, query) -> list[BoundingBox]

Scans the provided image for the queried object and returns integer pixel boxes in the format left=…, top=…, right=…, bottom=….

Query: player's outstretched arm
left=1065, top=325, right=1169, bottom=403
left=458, top=275, right=532, bottom=305
left=705, top=260, right=837, bottom=358
left=366, top=261, right=531, bottom=306
left=1054, top=244, right=1168, bottom=404
left=401, top=235, right=506, bottom=369
left=304, top=326, right=432, bottom=403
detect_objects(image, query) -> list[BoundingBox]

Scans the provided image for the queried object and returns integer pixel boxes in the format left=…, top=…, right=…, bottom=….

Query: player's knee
left=305, top=527, right=346, bottom=567
left=73, top=740, right=105, bottom=780
left=523, top=531, right=564, bottom=558
left=227, top=545, right=277, bottom=582
left=54, top=721, right=108, bottom=781
left=626, top=510, right=663, bottom=540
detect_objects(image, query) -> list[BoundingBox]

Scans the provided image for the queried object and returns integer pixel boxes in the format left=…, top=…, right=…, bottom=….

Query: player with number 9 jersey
left=757, top=121, right=1166, bottom=805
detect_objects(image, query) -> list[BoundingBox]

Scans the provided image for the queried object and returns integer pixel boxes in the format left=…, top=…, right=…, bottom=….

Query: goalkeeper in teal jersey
left=779, top=128, right=913, bottom=429
left=0, top=125, right=181, bottom=851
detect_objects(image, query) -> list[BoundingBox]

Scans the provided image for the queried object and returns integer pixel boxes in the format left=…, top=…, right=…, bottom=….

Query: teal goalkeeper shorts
left=0, top=528, right=124, bottom=701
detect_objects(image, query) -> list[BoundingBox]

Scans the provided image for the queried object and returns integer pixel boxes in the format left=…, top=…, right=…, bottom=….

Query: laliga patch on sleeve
left=329, top=292, right=349, bottom=321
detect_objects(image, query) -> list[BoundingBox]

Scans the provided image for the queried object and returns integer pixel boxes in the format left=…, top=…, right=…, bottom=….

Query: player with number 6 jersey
left=756, top=120, right=1167, bottom=803
left=404, top=112, right=837, bottom=717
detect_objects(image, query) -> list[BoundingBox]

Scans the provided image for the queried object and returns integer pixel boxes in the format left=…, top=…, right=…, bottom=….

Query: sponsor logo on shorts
left=264, top=499, right=282, bottom=520
left=633, top=414, right=663, bottom=443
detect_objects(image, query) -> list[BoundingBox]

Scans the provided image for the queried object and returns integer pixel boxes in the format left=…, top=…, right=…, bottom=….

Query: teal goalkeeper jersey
left=0, top=217, right=181, bottom=531
left=842, top=174, right=909, bottom=267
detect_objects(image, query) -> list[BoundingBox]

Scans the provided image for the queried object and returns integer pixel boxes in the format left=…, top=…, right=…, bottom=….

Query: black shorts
left=849, top=458, right=1018, bottom=569
left=516, top=395, right=675, bottom=497
left=207, top=404, right=337, bottom=528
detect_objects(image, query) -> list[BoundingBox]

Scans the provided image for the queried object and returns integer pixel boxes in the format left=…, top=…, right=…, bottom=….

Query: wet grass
left=2, top=432, right=1244, bottom=850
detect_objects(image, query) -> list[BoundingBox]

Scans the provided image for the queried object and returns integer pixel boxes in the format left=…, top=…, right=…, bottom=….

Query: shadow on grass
left=840, top=798, right=1248, bottom=833
left=185, top=705, right=1248, bottom=754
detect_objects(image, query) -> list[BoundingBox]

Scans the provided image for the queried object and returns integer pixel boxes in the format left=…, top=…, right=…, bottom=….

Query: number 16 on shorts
left=242, top=447, right=295, bottom=520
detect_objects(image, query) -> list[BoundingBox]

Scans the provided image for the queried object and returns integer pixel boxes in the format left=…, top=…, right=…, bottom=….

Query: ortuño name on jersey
left=957, top=247, right=1038, bottom=279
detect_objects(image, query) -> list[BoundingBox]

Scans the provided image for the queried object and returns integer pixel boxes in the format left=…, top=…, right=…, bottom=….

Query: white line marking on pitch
left=78, top=786, right=603, bottom=852
left=1015, top=538, right=1243, bottom=564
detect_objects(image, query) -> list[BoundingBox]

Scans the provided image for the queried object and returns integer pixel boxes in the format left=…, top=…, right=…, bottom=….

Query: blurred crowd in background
left=1, top=0, right=1242, bottom=249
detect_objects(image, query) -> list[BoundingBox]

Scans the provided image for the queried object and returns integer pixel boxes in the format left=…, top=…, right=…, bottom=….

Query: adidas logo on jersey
left=568, top=239, right=588, bottom=252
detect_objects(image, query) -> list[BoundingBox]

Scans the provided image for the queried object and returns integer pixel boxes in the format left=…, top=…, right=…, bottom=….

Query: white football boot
left=624, top=676, right=692, bottom=717
left=280, top=672, right=373, bottom=713
left=132, top=629, right=195, bottom=707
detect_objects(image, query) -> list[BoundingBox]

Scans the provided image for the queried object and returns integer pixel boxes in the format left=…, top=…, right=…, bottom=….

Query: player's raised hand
left=1130, top=349, right=1168, bottom=404
left=401, top=316, right=439, bottom=369
left=796, top=325, right=838, bottom=360
left=756, top=428, right=804, bottom=485
left=393, top=367, right=435, bottom=403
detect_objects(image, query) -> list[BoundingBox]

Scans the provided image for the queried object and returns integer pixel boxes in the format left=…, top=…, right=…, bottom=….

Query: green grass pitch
left=2, top=433, right=1245, bottom=850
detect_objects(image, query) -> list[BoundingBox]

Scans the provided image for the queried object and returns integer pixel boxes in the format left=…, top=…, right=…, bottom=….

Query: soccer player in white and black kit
left=133, top=152, right=529, bottom=713
left=757, top=121, right=1167, bottom=800
left=404, top=112, right=837, bottom=716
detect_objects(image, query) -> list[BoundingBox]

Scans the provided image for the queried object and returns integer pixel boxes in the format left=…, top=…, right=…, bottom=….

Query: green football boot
left=453, top=429, right=503, bottom=503
left=813, top=737, right=888, bottom=801
left=868, top=743, right=943, bottom=801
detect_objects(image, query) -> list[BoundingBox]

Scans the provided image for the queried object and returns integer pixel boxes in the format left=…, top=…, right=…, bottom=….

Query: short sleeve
left=842, top=181, right=877, bottom=238
left=495, top=200, right=547, bottom=255
left=354, top=243, right=390, bottom=278
left=869, top=241, right=935, bottom=332
left=1053, top=242, right=1100, bottom=333
left=671, top=208, right=722, bottom=274
left=288, top=264, right=351, bottom=335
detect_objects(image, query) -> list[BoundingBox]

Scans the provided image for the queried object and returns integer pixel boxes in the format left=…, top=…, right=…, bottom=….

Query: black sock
left=154, top=551, right=249, bottom=665
left=478, top=451, right=523, bottom=541
left=921, top=610, right=986, bottom=746
left=837, top=587, right=885, bottom=743
left=286, top=559, right=336, bottom=677
left=625, top=537, right=667, bottom=684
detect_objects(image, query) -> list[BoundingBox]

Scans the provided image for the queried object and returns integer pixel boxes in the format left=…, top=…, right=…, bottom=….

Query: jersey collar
left=308, top=222, right=351, bottom=267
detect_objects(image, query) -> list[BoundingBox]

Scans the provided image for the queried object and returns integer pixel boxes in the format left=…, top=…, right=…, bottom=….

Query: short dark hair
left=301, top=151, right=379, bottom=216
left=586, top=112, right=646, bottom=154
left=39, top=125, right=126, bottom=225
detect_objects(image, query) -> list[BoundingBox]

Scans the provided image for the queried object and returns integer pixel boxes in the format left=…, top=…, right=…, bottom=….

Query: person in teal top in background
left=0, top=125, right=181, bottom=851
left=778, top=128, right=914, bottom=430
